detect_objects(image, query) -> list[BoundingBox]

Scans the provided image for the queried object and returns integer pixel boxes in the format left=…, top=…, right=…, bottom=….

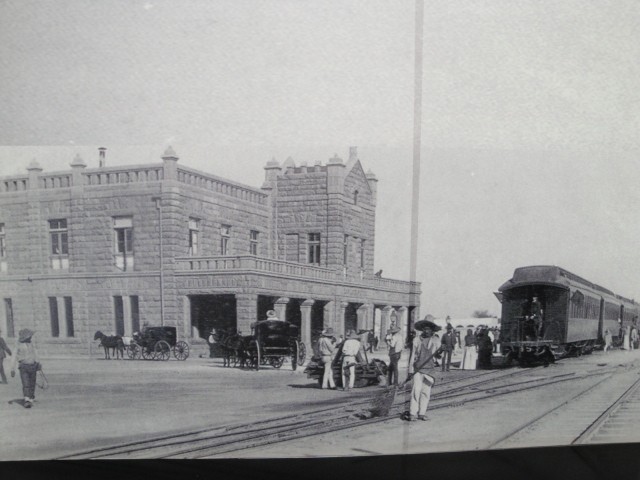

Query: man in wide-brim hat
left=266, top=310, right=278, bottom=319
left=341, top=330, right=361, bottom=390
left=318, top=328, right=337, bottom=389
left=386, top=325, right=403, bottom=386
left=413, top=320, right=441, bottom=332
left=406, top=320, right=444, bottom=421
left=10, top=329, right=40, bottom=408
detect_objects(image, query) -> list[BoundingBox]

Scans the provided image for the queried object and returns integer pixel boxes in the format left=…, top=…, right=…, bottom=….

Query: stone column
left=274, top=297, right=289, bottom=322
left=356, top=304, right=368, bottom=332
left=236, top=293, right=258, bottom=335
left=300, top=299, right=314, bottom=355
left=323, top=301, right=335, bottom=330
left=338, top=302, right=349, bottom=338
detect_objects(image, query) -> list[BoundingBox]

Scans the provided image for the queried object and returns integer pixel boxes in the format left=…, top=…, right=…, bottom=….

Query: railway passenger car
left=497, top=266, right=639, bottom=366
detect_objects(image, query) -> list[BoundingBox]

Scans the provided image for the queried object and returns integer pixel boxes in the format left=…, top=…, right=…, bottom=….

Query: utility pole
left=410, top=0, right=424, bottom=293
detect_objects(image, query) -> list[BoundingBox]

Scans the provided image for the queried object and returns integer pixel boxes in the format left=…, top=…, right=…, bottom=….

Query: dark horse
left=94, top=331, right=124, bottom=360
left=211, top=329, right=246, bottom=367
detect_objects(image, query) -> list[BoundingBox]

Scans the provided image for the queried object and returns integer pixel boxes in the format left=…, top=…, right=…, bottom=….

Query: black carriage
left=243, top=320, right=305, bottom=370
left=127, top=326, right=190, bottom=361
left=303, top=342, right=387, bottom=388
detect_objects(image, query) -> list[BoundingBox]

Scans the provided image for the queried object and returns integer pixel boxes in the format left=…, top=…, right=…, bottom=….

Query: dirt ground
left=1, top=347, right=636, bottom=460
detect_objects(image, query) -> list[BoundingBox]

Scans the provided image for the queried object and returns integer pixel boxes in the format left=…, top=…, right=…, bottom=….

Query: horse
left=211, top=329, right=246, bottom=367
left=94, top=331, right=124, bottom=359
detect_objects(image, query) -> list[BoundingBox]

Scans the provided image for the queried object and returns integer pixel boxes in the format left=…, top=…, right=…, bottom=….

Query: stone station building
left=0, top=147, right=420, bottom=356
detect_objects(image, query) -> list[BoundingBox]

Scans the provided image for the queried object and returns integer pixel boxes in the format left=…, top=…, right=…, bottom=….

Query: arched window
left=354, top=190, right=359, bottom=205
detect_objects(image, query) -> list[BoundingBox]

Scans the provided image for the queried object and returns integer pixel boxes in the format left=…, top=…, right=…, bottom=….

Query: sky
left=1, top=0, right=640, bottom=318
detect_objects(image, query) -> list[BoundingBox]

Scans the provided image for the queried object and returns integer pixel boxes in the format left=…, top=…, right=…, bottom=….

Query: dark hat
left=321, top=328, right=334, bottom=337
left=19, top=328, right=35, bottom=342
left=446, top=324, right=453, bottom=330
left=414, top=320, right=441, bottom=332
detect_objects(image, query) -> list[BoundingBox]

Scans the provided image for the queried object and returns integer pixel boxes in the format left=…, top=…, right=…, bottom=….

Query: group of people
left=604, top=320, right=640, bottom=353
left=0, top=327, right=43, bottom=408
left=318, top=328, right=364, bottom=391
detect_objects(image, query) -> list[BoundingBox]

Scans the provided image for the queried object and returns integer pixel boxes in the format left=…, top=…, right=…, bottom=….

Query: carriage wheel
left=142, top=346, right=155, bottom=360
left=269, top=357, right=284, bottom=369
left=298, top=342, right=306, bottom=366
left=154, top=341, right=171, bottom=361
left=173, top=341, right=190, bottom=361
left=291, top=341, right=299, bottom=371
left=127, top=343, right=141, bottom=360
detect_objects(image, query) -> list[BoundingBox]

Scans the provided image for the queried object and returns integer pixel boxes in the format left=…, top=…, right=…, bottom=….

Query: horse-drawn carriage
left=242, top=319, right=306, bottom=370
left=126, top=326, right=190, bottom=361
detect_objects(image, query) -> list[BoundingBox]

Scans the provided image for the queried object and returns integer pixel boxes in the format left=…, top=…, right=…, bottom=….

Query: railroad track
left=572, top=373, right=640, bottom=445
left=57, top=365, right=613, bottom=459
left=482, top=363, right=640, bottom=449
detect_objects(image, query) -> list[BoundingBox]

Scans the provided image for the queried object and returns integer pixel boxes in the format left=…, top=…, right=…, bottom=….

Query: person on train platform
left=439, top=324, right=457, bottom=372
left=341, top=330, right=362, bottom=391
left=386, top=325, right=403, bottom=386
left=630, top=325, right=638, bottom=351
left=318, top=328, right=336, bottom=390
left=476, top=327, right=493, bottom=369
left=406, top=319, right=443, bottom=421
left=603, top=329, right=613, bottom=353
left=622, top=325, right=631, bottom=351
left=459, top=328, right=478, bottom=370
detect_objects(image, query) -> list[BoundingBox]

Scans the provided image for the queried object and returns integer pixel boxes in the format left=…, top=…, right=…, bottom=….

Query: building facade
left=0, top=147, right=420, bottom=356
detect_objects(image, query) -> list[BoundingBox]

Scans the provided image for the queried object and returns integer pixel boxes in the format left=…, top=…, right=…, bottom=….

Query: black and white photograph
left=1, top=0, right=640, bottom=468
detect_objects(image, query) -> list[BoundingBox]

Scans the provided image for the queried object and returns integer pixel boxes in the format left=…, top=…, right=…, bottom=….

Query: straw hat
left=321, top=328, right=334, bottom=337
left=414, top=320, right=440, bottom=332
left=388, top=325, right=401, bottom=334
left=266, top=310, right=277, bottom=319
left=18, top=328, right=35, bottom=342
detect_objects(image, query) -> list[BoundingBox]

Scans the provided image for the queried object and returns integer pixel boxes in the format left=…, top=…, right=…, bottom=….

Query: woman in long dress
left=460, top=329, right=477, bottom=370
left=623, top=325, right=631, bottom=351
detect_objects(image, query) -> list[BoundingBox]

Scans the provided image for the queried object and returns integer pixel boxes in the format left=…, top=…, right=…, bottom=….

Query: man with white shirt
left=341, top=330, right=361, bottom=390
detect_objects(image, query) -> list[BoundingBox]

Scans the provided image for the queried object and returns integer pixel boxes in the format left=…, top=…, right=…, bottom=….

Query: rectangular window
left=114, top=296, right=125, bottom=336
left=220, top=225, right=230, bottom=255
left=0, top=224, right=6, bottom=273
left=4, top=298, right=14, bottom=338
left=360, top=239, right=365, bottom=269
left=49, top=297, right=60, bottom=337
left=0, top=223, right=5, bottom=257
left=250, top=230, right=259, bottom=255
left=343, top=235, right=349, bottom=265
left=188, top=218, right=199, bottom=256
left=131, top=295, right=140, bottom=333
left=64, top=296, right=74, bottom=337
left=49, top=219, right=69, bottom=269
left=113, top=217, right=134, bottom=270
left=49, top=219, right=68, bottom=255
left=308, top=233, right=321, bottom=264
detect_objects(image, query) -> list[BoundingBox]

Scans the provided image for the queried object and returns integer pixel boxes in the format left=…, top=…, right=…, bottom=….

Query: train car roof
left=498, top=265, right=616, bottom=297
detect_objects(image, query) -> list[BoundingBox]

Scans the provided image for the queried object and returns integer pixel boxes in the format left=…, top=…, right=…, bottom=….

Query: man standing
left=407, top=320, right=442, bottom=421
left=440, top=324, right=456, bottom=372
left=341, top=330, right=361, bottom=391
left=386, top=325, right=403, bottom=386
left=0, top=329, right=12, bottom=384
left=318, top=328, right=336, bottom=389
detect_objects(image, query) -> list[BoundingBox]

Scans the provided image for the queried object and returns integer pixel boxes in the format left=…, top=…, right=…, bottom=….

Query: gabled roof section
left=344, top=158, right=372, bottom=195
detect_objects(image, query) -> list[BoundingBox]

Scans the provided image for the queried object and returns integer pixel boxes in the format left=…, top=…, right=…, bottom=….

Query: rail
left=83, top=164, right=164, bottom=185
